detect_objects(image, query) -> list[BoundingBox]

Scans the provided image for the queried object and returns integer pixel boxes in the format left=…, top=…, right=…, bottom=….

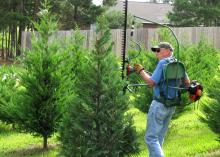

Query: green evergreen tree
left=0, top=0, right=46, bottom=57
left=11, top=2, right=64, bottom=149
left=53, top=0, right=119, bottom=30
left=54, top=0, right=103, bottom=29
left=59, top=16, right=138, bottom=157
left=168, top=0, right=220, bottom=26
left=0, top=66, right=19, bottom=124
left=103, top=0, right=117, bottom=6
left=201, top=62, right=220, bottom=140
left=104, top=10, right=136, bottom=29
left=183, top=39, right=219, bottom=87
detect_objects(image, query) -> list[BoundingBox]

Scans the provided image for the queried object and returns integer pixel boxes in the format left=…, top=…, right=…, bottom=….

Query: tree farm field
left=1, top=0, right=220, bottom=157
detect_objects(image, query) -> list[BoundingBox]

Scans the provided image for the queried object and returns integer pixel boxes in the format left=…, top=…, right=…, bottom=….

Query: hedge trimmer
left=121, top=0, right=149, bottom=92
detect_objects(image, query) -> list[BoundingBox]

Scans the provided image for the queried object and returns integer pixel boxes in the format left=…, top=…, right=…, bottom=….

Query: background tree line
left=1, top=0, right=220, bottom=60
left=169, top=0, right=220, bottom=26
left=0, top=0, right=116, bottom=60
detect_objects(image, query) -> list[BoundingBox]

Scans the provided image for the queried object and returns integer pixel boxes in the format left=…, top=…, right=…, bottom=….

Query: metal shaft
left=134, top=16, right=180, bottom=61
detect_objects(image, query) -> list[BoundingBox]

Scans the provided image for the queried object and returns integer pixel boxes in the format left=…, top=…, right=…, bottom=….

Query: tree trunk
left=7, top=26, right=11, bottom=60
left=2, top=30, right=5, bottom=59
left=5, top=28, right=8, bottom=60
left=18, top=26, right=22, bottom=56
left=17, top=0, right=25, bottom=56
left=74, top=5, right=78, bottom=27
left=10, top=2, right=17, bottom=59
left=43, top=135, right=48, bottom=150
left=11, top=25, right=16, bottom=59
left=15, top=25, right=18, bottom=56
left=32, top=0, right=40, bottom=30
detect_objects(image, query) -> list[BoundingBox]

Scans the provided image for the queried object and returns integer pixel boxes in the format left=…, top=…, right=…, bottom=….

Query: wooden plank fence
left=21, top=27, right=220, bottom=56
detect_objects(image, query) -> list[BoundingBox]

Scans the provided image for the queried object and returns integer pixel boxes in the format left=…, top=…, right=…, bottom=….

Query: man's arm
left=139, top=70, right=155, bottom=87
left=139, top=67, right=191, bottom=88
left=134, top=63, right=162, bottom=88
left=184, top=73, right=190, bottom=86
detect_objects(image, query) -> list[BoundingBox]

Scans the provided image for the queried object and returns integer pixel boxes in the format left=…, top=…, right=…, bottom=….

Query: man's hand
left=134, top=63, right=144, bottom=74
left=134, top=63, right=155, bottom=87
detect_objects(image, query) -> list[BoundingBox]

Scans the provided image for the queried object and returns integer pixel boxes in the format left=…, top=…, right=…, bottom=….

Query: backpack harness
left=154, top=57, right=187, bottom=107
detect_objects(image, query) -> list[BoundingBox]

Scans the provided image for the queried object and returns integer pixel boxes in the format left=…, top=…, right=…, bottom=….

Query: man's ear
left=167, top=49, right=171, bottom=55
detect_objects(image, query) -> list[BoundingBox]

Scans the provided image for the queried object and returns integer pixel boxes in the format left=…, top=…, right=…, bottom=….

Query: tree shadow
left=3, top=144, right=58, bottom=157
left=172, top=105, right=192, bottom=119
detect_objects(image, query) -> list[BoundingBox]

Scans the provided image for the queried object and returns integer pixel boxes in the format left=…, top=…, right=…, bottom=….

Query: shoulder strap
left=158, top=56, right=179, bottom=99
left=165, top=56, right=177, bottom=63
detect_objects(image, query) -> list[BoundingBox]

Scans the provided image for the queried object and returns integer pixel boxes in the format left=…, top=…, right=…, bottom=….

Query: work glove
left=126, top=64, right=136, bottom=76
left=134, top=63, right=144, bottom=74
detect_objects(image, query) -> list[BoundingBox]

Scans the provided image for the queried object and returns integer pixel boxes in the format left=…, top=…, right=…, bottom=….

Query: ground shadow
left=2, top=144, right=58, bottom=157
left=172, top=105, right=192, bottom=119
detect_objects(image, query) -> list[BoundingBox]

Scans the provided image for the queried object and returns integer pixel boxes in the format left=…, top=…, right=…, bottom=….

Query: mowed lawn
left=0, top=102, right=220, bottom=157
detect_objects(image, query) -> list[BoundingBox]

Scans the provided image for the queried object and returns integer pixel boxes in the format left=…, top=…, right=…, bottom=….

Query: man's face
left=155, top=48, right=170, bottom=60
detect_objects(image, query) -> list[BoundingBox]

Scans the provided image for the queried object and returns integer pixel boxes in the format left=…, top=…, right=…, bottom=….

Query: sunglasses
left=156, top=49, right=160, bottom=53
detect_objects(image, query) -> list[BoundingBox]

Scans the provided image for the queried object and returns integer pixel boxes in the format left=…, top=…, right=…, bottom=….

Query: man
left=134, top=42, right=190, bottom=157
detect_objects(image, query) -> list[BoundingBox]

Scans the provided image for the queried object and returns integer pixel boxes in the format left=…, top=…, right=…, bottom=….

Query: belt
left=153, top=97, right=182, bottom=107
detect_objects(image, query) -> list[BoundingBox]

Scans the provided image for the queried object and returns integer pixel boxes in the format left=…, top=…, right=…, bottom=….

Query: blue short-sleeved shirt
left=150, top=57, right=183, bottom=99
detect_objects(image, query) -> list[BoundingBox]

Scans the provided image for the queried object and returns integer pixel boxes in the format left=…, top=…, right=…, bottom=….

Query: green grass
left=0, top=102, right=220, bottom=157
left=0, top=124, right=59, bottom=157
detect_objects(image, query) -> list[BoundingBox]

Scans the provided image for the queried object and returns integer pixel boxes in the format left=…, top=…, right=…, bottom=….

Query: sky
left=92, top=0, right=148, bottom=6
left=92, top=0, right=103, bottom=6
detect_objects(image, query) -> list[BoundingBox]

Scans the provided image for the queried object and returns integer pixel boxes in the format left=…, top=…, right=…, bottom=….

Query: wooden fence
left=21, top=27, right=220, bottom=56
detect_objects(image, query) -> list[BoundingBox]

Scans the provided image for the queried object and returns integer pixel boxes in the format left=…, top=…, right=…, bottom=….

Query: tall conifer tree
left=60, top=16, right=138, bottom=157
left=12, top=1, right=64, bottom=149
left=201, top=66, right=220, bottom=140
